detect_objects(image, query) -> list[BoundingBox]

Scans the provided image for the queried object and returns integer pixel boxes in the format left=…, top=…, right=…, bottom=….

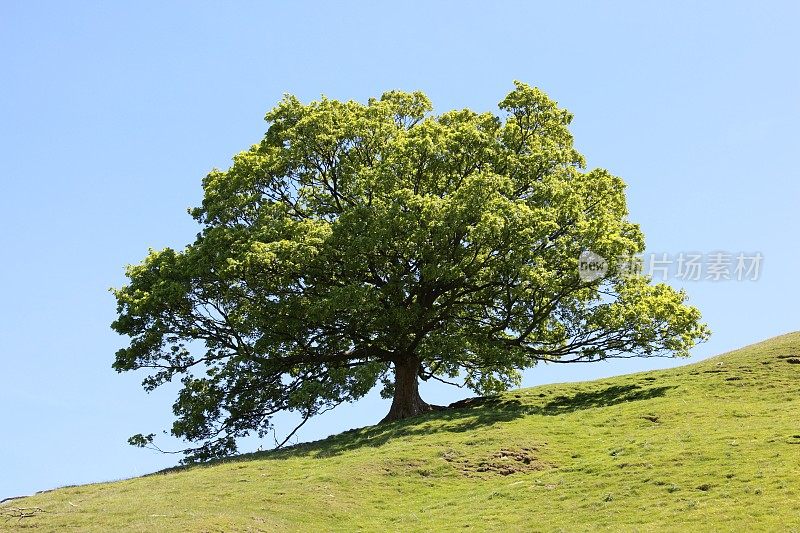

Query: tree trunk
left=380, top=356, right=436, bottom=423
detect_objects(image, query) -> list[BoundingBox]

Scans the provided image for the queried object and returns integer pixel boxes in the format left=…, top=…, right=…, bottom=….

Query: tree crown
left=112, top=82, right=708, bottom=461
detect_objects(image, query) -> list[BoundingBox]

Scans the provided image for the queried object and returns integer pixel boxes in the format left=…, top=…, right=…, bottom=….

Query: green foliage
left=10, top=333, right=800, bottom=531
left=111, top=82, right=708, bottom=461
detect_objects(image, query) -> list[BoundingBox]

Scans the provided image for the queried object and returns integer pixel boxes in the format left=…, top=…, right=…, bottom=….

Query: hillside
left=4, top=333, right=800, bottom=532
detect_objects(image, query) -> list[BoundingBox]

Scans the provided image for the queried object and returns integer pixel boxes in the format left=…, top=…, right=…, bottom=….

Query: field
left=4, top=333, right=800, bottom=531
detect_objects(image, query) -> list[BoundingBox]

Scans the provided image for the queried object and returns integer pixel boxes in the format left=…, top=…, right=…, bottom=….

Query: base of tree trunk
left=379, top=393, right=445, bottom=423
left=379, top=356, right=445, bottom=424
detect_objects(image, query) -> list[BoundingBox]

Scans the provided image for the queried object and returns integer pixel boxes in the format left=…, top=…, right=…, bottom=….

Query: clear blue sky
left=1, top=1, right=798, bottom=500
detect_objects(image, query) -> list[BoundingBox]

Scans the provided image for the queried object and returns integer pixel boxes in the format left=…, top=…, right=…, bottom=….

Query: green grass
left=5, top=333, right=800, bottom=532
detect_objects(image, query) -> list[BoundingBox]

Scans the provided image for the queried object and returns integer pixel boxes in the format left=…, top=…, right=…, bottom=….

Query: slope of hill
left=4, top=333, right=800, bottom=532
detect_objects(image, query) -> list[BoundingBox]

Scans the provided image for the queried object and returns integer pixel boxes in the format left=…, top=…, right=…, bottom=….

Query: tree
left=112, top=82, right=709, bottom=462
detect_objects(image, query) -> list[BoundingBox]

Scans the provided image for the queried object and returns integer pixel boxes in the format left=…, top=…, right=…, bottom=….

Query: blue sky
left=1, top=1, right=798, bottom=499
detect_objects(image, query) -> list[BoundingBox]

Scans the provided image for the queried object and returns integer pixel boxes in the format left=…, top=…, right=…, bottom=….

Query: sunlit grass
left=4, top=332, right=800, bottom=531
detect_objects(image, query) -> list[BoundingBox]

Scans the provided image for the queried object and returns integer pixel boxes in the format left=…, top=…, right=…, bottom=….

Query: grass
left=4, top=332, right=800, bottom=531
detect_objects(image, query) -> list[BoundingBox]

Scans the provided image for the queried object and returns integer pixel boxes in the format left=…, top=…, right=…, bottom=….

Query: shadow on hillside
left=290, top=396, right=528, bottom=459
left=155, top=383, right=675, bottom=472
left=271, top=383, right=675, bottom=459
left=538, top=384, right=675, bottom=415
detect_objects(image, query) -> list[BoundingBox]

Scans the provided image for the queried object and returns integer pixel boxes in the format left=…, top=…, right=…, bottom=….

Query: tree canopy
left=112, top=82, right=709, bottom=462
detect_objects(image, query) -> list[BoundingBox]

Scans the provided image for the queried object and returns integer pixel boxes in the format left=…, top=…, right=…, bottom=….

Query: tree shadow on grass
left=156, top=382, right=675, bottom=472
left=266, top=383, right=675, bottom=459
left=538, top=384, right=675, bottom=415
left=301, top=396, right=524, bottom=458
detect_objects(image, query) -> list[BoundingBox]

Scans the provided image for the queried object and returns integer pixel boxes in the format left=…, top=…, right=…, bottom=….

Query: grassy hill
left=4, top=333, right=800, bottom=532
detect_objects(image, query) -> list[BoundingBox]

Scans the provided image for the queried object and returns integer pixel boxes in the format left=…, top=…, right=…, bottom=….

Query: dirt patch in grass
left=380, top=458, right=428, bottom=477
left=616, top=462, right=652, bottom=470
left=445, top=447, right=550, bottom=476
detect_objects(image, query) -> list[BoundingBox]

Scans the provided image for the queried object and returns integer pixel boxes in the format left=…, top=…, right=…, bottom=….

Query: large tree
left=112, top=82, right=708, bottom=462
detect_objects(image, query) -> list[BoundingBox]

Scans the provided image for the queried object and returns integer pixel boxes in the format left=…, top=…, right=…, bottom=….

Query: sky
left=1, top=1, right=798, bottom=500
